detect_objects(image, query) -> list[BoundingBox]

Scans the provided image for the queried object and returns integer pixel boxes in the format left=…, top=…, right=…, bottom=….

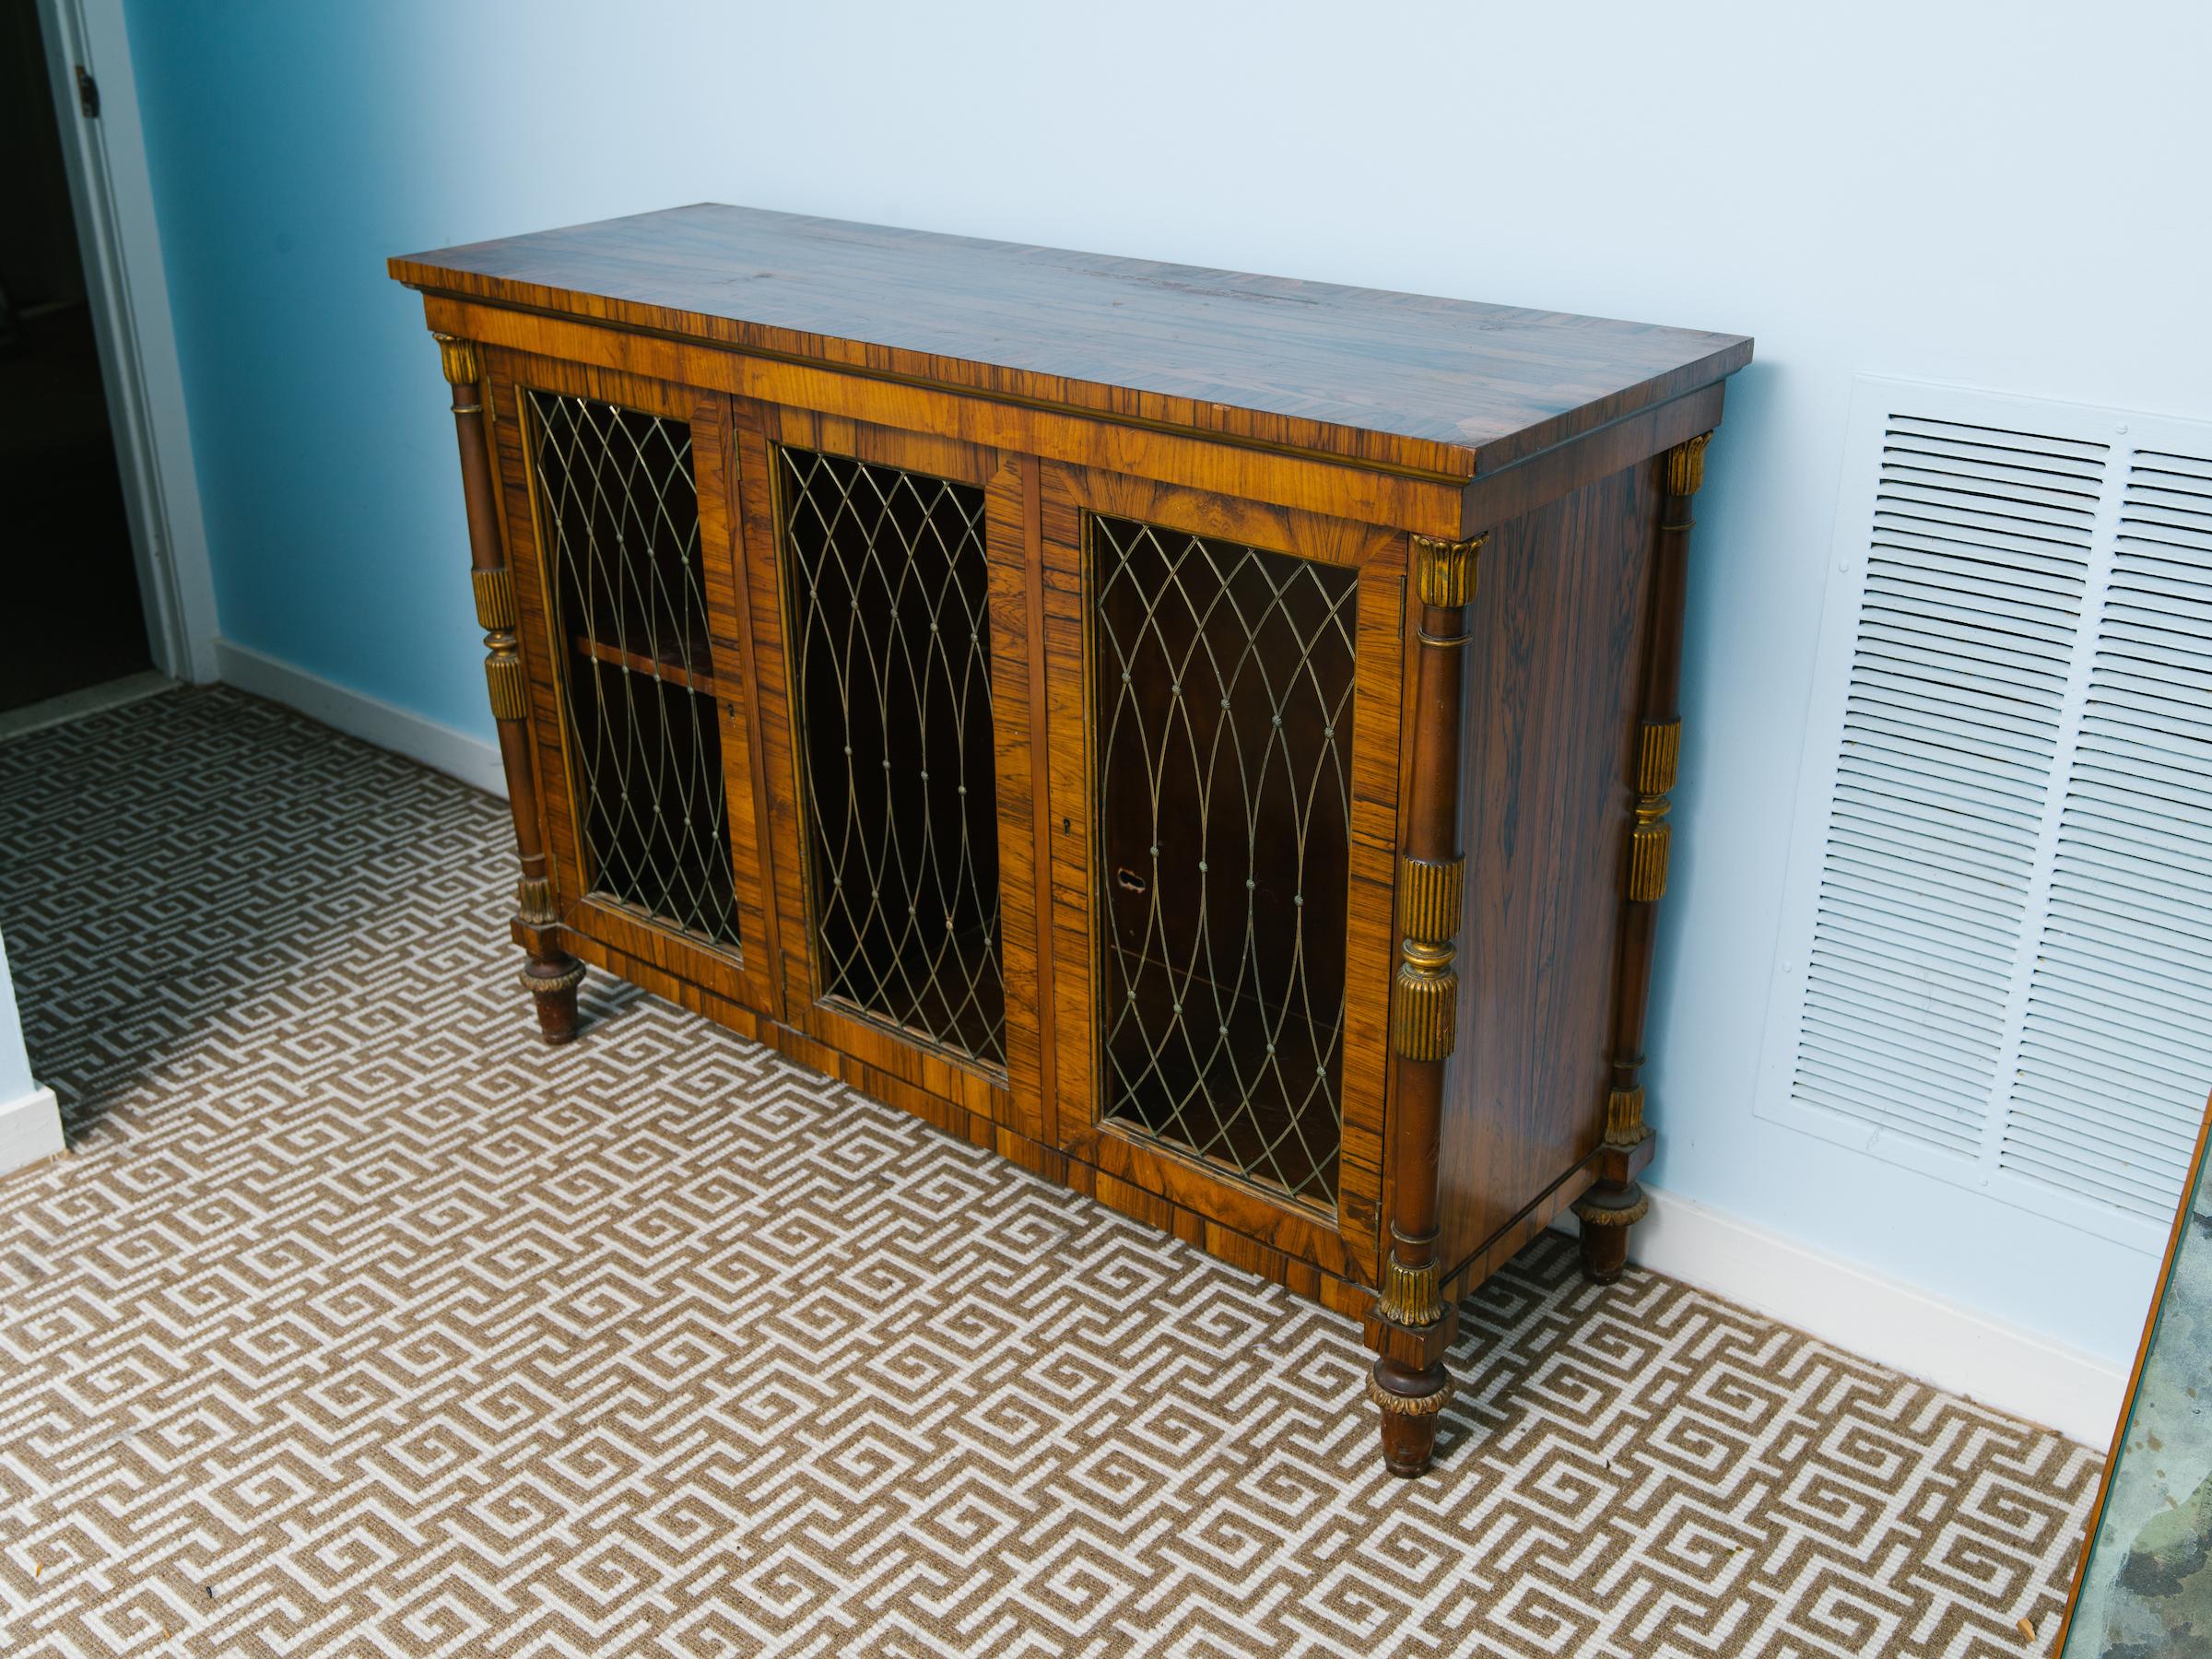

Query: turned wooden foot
left=1573, top=1179, right=1649, bottom=1285
left=1370, top=1358, right=1451, bottom=1477
left=523, top=956, right=584, bottom=1044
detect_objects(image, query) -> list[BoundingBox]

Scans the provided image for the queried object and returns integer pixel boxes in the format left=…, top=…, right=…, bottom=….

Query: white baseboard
left=1555, top=1186, right=2124, bottom=1448
left=0, top=1085, right=65, bottom=1177
left=215, top=640, right=506, bottom=799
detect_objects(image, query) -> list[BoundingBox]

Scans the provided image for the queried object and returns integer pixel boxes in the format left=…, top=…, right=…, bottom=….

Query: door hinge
left=76, top=66, right=100, bottom=119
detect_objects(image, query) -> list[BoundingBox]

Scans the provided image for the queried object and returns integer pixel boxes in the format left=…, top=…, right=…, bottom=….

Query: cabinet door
left=484, top=351, right=780, bottom=1018
left=1040, top=465, right=1405, bottom=1286
left=727, top=406, right=1046, bottom=1133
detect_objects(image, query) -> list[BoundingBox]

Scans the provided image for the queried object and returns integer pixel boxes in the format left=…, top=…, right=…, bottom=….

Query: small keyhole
left=1114, top=866, right=1148, bottom=896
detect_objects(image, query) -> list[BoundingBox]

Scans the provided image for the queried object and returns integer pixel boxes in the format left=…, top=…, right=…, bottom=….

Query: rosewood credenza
left=388, top=206, right=1751, bottom=1477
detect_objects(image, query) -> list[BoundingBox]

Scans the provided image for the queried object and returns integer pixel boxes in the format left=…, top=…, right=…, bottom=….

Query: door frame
left=33, top=0, right=218, bottom=682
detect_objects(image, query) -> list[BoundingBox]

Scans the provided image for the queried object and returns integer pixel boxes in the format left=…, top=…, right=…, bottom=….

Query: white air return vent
left=1759, top=378, right=2212, bottom=1251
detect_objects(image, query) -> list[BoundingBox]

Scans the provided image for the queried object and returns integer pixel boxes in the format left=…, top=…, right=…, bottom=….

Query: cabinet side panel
left=1439, top=461, right=1658, bottom=1275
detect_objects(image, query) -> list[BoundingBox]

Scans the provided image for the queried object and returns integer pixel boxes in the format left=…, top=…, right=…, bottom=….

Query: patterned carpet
left=0, top=688, right=2099, bottom=1658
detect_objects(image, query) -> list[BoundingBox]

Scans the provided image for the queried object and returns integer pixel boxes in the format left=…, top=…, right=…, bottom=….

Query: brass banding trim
left=484, top=654, right=529, bottom=723
left=1367, top=1374, right=1452, bottom=1417
left=1417, top=626, right=1474, bottom=648
left=1399, top=937, right=1453, bottom=971
left=473, top=568, right=518, bottom=633
left=1396, top=855, right=1464, bottom=944
left=1628, top=823, right=1671, bottom=903
left=1574, top=1188, right=1653, bottom=1229
left=1392, top=959, right=1457, bottom=1061
left=1638, top=719, right=1681, bottom=797
left=520, top=960, right=586, bottom=997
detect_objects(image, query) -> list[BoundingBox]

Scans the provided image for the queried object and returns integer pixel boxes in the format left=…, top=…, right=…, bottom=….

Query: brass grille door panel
left=778, top=446, right=1006, bottom=1069
left=526, top=391, right=743, bottom=948
left=1090, top=514, right=1359, bottom=1206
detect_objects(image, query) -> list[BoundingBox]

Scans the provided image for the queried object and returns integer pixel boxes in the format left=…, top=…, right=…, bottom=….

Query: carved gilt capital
left=1604, top=1085, right=1651, bottom=1148
left=1662, top=432, right=1712, bottom=498
left=432, top=332, right=480, bottom=387
left=1378, top=1254, right=1441, bottom=1328
left=1410, top=531, right=1486, bottom=610
left=1378, top=1224, right=1445, bottom=1327
left=516, top=876, right=559, bottom=927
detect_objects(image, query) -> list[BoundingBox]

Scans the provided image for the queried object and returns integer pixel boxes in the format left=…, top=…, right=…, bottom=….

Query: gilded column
left=432, top=333, right=584, bottom=1043
left=1369, top=528, right=1484, bottom=1477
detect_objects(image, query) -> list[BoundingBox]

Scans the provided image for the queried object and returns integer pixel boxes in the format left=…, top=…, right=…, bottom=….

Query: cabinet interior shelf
left=571, top=632, right=724, bottom=700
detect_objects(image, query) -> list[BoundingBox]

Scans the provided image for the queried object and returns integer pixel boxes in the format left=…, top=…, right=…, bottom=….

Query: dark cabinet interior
left=1090, top=513, right=1359, bottom=1207
left=777, top=445, right=1006, bottom=1069
left=527, top=390, right=741, bottom=948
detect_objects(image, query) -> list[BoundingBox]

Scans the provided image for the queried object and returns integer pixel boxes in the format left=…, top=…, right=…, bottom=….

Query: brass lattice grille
left=1091, top=515, right=1359, bottom=1206
left=526, top=391, right=741, bottom=947
left=779, top=447, right=1005, bottom=1067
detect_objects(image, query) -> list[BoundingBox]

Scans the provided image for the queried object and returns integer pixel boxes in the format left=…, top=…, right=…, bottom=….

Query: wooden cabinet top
left=391, top=204, right=1751, bottom=483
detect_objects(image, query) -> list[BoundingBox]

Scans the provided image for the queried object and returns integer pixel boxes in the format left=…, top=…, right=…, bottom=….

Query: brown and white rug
left=0, top=688, right=2098, bottom=1657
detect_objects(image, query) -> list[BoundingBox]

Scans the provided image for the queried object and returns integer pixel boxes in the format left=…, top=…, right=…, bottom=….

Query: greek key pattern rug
left=0, top=689, right=2098, bottom=1657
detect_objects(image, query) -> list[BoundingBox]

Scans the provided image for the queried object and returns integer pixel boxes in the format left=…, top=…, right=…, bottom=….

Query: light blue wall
left=120, top=0, right=2212, bottom=1363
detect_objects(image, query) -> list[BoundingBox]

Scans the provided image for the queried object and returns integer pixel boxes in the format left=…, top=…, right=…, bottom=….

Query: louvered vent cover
left=1760, top=380, right=2212, bottom=1250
